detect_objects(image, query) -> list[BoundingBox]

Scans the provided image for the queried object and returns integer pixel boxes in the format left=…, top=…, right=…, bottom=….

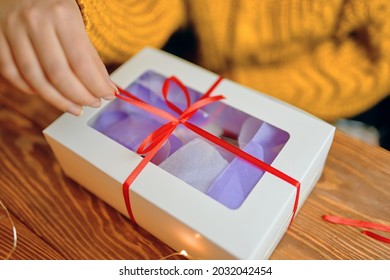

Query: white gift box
left=43, top=48, right=335, bottom=259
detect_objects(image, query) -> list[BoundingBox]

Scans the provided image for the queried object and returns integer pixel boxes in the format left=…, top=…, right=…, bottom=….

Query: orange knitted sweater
left=77, top=0, right=390, bottom=121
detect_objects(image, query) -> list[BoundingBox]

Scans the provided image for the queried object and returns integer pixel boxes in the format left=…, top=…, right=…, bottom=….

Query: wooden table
left=1, top=80, right=389, bottom=260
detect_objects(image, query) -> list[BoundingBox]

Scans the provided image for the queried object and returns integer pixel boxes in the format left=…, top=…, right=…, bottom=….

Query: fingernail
left=89, top=99, right=102, bottom=108
left=102, top=79, right=118, bottom=100
left=103, top=95, right=115, bottom=100
left=66, top=104, right=83, bottom=116
left=108, top=79, right=119, bottom=94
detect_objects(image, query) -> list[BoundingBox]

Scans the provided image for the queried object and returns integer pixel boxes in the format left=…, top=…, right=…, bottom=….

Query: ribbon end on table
left=323, top=214, right=390, bottom=244
left=322, top=215, right=341, bottom=224
left=362, top=230, right=390, bottom=244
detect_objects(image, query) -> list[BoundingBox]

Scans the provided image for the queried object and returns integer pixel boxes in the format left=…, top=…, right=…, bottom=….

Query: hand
left=0, top=0, right=117, bottom=116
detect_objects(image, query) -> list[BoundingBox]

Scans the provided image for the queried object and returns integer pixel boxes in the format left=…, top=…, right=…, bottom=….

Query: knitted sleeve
left=229, top=0, right=390, bottom=120
left=76, top=0, right=185, bottom=64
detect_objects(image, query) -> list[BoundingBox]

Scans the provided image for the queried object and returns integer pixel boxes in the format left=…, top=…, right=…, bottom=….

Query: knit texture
left=77, top=0, right=390, bottom=121
left=76, top=0, right=185, bottom=64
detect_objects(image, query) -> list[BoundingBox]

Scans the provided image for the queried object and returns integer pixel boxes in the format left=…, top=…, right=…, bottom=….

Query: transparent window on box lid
left=88, top=70, right=290, bottom=209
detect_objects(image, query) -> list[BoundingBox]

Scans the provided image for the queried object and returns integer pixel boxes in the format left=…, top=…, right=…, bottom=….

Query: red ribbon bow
left=115, top=76, right=300, bottom=224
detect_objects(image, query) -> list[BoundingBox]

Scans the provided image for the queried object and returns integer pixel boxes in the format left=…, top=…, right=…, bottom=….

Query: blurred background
left=162, top=28, right=390, bottom=151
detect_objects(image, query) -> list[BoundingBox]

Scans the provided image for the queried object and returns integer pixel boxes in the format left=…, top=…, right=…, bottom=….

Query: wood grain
left=0, top=208, right=64, bottom=260
left=0, top=81, right=389, bottom=260
left=271, top=131, right=390, bottom=259
left=0, top=82, right=183, bottom=260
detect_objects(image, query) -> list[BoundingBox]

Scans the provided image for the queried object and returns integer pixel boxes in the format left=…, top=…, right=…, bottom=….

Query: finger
left=55, top=11, right=117, bottom=100
left=27, top=22, right=102, bottom=107
left=85, top=33, right=113, bottom=84
left=0, top=30, right=35, bottom=95
left=89, top=42, right=118, bottom=96
left=5, top=26, right=83, bottom=115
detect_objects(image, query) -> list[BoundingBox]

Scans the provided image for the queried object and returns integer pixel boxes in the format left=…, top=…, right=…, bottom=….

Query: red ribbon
left=322, top=215, right=390, bottom=244
left=115, top=76, right=301, bottom=224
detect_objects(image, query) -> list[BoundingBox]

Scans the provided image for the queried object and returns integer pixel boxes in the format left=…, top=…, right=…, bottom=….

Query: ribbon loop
left=179, top=95, right=225, bottom=123
left=116, top=86, right=178, bottom=123
left=162, top=76, right=190, bottom=115
left=137, top=123, right=178, bottom=155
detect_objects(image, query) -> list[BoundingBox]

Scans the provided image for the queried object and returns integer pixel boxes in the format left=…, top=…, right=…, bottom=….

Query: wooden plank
left=0, top=97, right=181, bottom=259
left=0, top=80, right=60, bottom=129
left=271, top=131, right=390, bottom=259
left=0, top=207, right=64, bottom=260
